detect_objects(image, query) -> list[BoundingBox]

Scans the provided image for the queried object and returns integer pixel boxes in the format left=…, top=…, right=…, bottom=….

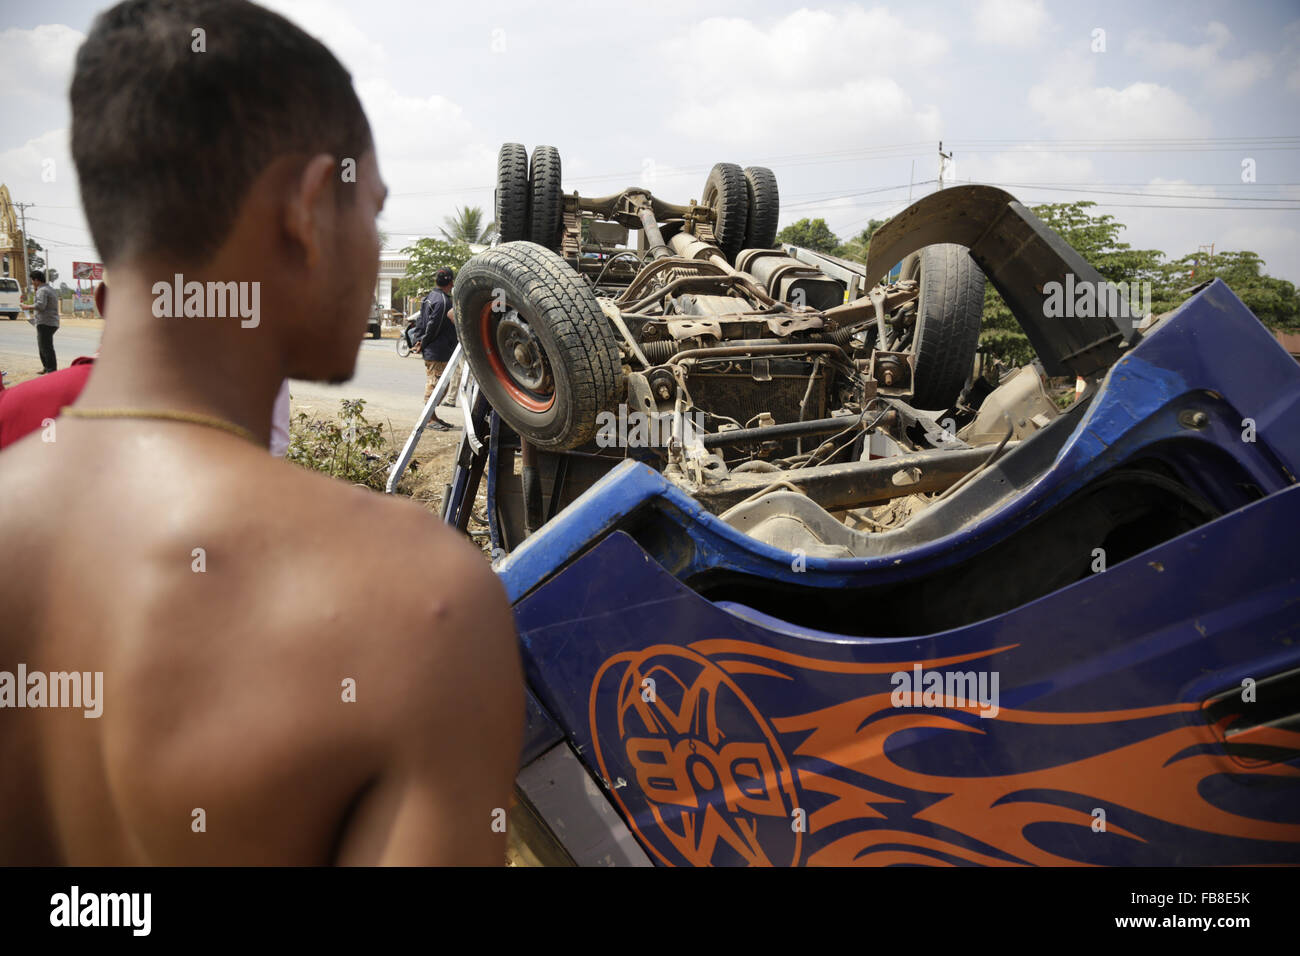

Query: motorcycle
left=396, top=315, right=420, bottom=358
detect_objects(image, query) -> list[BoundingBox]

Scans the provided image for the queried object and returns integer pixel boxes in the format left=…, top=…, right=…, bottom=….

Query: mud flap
left=862, top=185, right=1133, bottom=378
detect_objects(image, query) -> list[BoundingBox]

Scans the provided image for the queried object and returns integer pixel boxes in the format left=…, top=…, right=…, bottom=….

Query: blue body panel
left=498, top=281, right=1300, bottom=865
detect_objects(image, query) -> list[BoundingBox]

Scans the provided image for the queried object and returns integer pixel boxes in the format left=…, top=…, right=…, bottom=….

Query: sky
left=1, top=0, right=1298, bottom=285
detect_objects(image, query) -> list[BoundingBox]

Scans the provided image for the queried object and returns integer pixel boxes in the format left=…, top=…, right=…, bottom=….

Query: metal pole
left=384, top=344, right=464, bottom=493
left=937, top=143, right=952, bottom=191
left=16, top=202, right=32, bottom=287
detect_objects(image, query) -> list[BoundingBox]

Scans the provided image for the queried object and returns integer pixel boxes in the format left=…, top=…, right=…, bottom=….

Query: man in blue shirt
left=413, top=266, right=457, bottom=430
left=20, top=270, right=60, bottom=374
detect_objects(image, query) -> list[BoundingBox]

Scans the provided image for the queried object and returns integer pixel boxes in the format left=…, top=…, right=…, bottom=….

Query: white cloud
left=660, top=7, right=947, bottom=151
left=670, top=7, right=948, bottom=85
left=671, top=77, right=941, bottom=150
left=1028, top=55, right=1210, bottom=141
left=0, top=24, right=83, bottom=91
left=258, top=0, right=386, bottom=81
left=0, top=25, right=84, bottom=147
left=959, top=150, right=1096, bottom=188
left=972, top=0, right=1050, bottom=49
left=1218, top=222, right=1300, bottom=277
left=1126, top=21, right=1272, bottom=96
left=1283, top=21, right=1300, bottom=95
left=0, top=128, right=99, bottom=276
left=354, top=77, right=497, bottom=241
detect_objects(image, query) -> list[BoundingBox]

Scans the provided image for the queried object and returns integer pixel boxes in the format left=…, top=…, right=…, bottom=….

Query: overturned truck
left=449, top=145, right=1133, bottom=551
left=436, top=145, right=1300, bottom=867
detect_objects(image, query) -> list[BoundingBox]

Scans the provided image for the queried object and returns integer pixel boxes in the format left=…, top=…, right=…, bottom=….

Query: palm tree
left=441, top=206, right=496, bottom=245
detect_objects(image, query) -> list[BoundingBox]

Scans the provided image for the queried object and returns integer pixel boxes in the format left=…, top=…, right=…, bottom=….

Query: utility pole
left=1193, top=242, right=1215, bottom=279
left=15, top=201, right=33, bottom=289
left=937, top=141, right=953, bottom=190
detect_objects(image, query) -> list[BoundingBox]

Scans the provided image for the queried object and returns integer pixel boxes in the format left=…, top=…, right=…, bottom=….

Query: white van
left=0, top=277, right=20, bottom=319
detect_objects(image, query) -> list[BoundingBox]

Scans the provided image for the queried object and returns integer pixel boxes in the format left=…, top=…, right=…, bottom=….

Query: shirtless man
left=0, top=0, right=523, bottom=865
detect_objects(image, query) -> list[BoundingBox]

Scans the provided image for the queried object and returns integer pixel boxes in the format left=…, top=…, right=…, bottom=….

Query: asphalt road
left=0, top=319, right=454, bottom=432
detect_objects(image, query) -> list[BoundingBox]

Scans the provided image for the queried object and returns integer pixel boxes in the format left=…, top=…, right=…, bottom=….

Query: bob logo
left=590, top=644, right=801, bottom=866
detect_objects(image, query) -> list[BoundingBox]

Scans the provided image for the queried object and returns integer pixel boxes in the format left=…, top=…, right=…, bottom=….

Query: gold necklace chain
left=62, top=407, right=259, bottom=445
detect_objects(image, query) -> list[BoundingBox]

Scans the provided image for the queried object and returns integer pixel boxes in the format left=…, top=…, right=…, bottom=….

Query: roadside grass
left=287, top=396, right=491, bottom=552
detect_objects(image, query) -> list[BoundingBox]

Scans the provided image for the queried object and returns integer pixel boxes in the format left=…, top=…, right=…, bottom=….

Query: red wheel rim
left=479, top=302, right=555, bottom=413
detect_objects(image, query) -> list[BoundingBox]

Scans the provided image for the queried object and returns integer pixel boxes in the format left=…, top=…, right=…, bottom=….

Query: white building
left=375, top=242, right=489, bottom=314
left=375, top=248, right=410, bottom=311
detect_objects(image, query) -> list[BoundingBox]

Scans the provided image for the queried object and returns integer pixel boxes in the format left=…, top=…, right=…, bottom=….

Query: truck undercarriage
left=424, top=145, right=1146, bottom=558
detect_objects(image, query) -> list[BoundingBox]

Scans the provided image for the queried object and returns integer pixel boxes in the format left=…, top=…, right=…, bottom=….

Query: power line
left=954, top=179, right=1300, bottom=203
left=782, top=181, right=934, bottom=210
left=1067, top=203, right=1300, bottom=211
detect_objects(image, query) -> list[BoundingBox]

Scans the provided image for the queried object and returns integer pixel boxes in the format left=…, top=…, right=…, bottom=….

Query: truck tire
left=902, top=244, right=986, bottom=411
left=455, top=242, right=620, bottom=450
left=701, top=162, right=749, bottom=261
left=495, top=143, right=529, bottom=243
left=528, top=145, right=563, bottom=252
left=742, top=166, right=780, bottom=250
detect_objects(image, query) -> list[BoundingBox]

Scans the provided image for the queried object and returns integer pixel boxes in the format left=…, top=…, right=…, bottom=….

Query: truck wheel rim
left=479, top=302, right=555, bottom=412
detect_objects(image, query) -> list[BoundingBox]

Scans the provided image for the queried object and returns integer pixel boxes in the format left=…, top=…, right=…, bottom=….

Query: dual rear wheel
left=700, top=162, right=780, bottom=260
left=496, top=144, right=782, bottom=262
left=495, top=143, right=565, bottom=252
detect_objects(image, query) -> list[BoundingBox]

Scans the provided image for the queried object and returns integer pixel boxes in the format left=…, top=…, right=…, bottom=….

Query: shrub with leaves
left=285, top=398, right=396, bottom=490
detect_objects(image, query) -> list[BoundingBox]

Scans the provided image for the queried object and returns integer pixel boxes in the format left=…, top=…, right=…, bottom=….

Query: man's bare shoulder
left=231, top=454, right=514, bottom=666
left=99, top=454, right=522, bottom=863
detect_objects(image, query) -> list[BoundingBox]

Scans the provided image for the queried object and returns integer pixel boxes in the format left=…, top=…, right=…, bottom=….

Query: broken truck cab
left=434, top=148, right=1300, bottom=866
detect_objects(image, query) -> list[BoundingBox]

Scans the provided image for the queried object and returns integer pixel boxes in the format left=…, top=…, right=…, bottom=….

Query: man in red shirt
left=0, top=280, right=102, bottom=448
left=0, top=356, right=97, bottom=449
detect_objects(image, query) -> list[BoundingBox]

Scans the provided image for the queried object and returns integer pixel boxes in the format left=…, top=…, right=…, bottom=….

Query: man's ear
left=283, top=153, right=338, bottom=270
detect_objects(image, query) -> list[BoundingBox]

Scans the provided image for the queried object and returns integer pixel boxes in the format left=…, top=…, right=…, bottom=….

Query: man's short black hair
left=435, top=267, right=454, bottom=287
left=30, top=270, right=46, bottom=283
left=71, top=0, right=372, bottom=267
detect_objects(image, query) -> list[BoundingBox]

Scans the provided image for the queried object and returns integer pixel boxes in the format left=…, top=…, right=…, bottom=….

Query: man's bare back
left=0, top=0, right=523, bottom=866
left=0, top=421, right=522, bottom=865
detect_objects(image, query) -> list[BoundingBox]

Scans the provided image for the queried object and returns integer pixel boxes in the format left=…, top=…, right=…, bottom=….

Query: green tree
left=776, top=217, right=840, bottom=254
left=978, top=202, right=1298, bottom=365
left=835, top=218, right=889, bottom=262
left=979, top=201, right=1167, bottom=367
left=396, top=237, right=473, bottom=301
left=1166, top=249, right=1299, bottom=331
left=441, top=205, right=496, bottom=245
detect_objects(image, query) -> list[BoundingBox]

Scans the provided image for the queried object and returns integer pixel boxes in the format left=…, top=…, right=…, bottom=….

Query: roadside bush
left=285, top=398, right=396, bottom=490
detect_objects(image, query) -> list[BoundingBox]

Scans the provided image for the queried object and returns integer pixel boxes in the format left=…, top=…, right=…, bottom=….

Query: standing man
left=20, top=269, right=59, bottom=374
left=413, top=266, right=457, bottom=430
